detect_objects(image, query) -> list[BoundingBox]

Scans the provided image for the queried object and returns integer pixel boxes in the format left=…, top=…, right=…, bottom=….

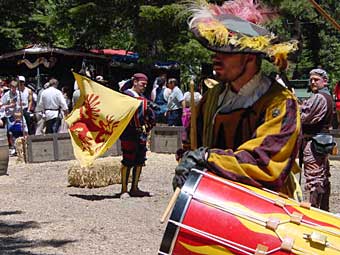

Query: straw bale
left=67, top=157, right=126, bottom=188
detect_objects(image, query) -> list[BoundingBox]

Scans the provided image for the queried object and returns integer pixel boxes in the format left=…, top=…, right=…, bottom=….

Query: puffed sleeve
left=206, top=94, right=301, bottom=191
left=300, top=93, right=328, bottom=125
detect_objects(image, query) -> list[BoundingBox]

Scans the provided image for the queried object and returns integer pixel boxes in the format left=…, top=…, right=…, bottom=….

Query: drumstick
left=160, top=187, right=181, bottom=223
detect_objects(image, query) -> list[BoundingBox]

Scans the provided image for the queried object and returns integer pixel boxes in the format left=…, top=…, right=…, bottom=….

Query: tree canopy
left=0, top=0, right=339, bottom=85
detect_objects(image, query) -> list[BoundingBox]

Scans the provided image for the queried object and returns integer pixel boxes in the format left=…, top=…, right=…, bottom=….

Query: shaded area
left=0, top=221, right=39, bottom=235
left=0, top=211, right=24, bottom=216
left=69, top=194, right=120, bottom=201
left=0, top=236, right=76, bottom=255
left=0, top=217, right=77, bottom=255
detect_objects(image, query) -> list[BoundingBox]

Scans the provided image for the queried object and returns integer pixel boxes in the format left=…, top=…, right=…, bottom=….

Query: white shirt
left=37, top=86, right=68, bottom=120
left=125, top=88, right=140, bottom=97
left=167, top=86, right=184, bottom=111
left=16, top=87, right=30, bottom=109
left=1, top=90, right=18, bottom=117
left=183, top=91, right=202, bottom=107
left=217, top=72, right=272, bottom=114
left=163, top=88, right=171, bottom=102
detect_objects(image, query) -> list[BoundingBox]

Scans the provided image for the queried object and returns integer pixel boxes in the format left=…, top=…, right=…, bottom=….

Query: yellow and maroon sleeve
left=207, top=92, right=301, bottom=191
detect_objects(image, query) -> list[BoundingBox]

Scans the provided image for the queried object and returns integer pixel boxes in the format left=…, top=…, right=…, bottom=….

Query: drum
left=159, top=169, right=340, bottom=255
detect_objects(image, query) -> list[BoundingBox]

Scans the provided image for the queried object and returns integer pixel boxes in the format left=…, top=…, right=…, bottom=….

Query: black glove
left=172, top=147, right=208, bottom=190
left=147, top=101, right=160, bottom=111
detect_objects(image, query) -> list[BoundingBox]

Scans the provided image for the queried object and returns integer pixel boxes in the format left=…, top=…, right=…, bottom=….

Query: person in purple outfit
left=300, top=68, right=333, bottom=211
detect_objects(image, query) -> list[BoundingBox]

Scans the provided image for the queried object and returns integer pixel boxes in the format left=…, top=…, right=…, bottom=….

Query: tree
left=0, top=0, right=339, bottom=85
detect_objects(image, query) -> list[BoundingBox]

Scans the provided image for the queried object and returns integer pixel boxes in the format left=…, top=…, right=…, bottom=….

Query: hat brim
left=192, top=28, right=266, bottom=56
left=191, top=13, right=270, bottom=55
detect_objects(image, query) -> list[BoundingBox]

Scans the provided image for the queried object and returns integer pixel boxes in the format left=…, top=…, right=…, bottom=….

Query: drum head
left=159, top=171, right=202, bottom=254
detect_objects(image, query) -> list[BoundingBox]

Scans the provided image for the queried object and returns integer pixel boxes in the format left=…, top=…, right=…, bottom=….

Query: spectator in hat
left=300, top=68, right=333, bottom=211
left=173, top=0, right=302, bottom=200
left=17, top=75, right=34, bottom=134
left=119, top=73, right=156, bottom=198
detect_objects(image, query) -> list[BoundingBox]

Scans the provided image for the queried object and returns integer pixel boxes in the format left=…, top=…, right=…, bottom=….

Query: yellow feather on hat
left=265, top=40, right=299, bottom=70
left=186, top=0, right=299, bottom=70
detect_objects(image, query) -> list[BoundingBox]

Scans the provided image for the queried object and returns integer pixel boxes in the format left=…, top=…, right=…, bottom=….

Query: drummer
left=173, top=0, right=302, bottom=200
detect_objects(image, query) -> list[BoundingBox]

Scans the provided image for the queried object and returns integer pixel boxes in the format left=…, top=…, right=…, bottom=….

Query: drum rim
left=159, top=170, right=203, bottom=254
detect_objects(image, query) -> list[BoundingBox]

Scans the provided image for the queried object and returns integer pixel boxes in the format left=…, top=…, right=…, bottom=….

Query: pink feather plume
left=209, top=0, right=275, bottom=24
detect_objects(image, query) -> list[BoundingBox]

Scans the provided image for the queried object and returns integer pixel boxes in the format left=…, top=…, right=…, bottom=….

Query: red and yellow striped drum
left=159, top=169, right=340, bottom=255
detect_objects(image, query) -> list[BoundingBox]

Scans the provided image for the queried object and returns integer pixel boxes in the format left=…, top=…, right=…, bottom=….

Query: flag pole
left=308, top=0, right=340, bottom=32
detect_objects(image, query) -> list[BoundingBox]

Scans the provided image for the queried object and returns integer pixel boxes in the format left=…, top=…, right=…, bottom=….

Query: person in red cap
left=119, top=73, right=156, bottom=198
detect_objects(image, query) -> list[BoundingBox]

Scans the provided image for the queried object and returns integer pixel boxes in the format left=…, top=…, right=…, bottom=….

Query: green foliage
left=0, top=0, right=339, bottom=84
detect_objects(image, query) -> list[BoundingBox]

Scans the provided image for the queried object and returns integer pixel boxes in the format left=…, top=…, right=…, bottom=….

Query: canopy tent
left=153, top=61, right=180, bottom=70
left=0, top=45, right=110, bottom=61
left=0, top=45, right=139, bottom=91
left=90, top=49, right=139, bottom=64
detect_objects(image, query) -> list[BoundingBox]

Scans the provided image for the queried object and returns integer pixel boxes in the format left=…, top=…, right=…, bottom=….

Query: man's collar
left=232, top=71, right=263, bottom=96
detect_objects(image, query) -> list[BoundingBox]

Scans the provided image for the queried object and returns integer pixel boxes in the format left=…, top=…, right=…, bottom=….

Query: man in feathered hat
left=173, top=0, right=302, bottom=199
left=119, top=73, right=156, bottom=198
left=300, top=68, right=333, bottom=211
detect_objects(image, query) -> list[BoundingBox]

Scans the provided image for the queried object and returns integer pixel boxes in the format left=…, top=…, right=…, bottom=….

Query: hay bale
left=67, top=158, right=126, bottom=188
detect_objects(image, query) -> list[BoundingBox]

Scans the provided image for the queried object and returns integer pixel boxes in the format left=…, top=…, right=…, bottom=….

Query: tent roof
left=0, top=45, right=111, bottom=61
left=90, top=49, right=135, bottom=55
left=90, top=49, right=139, bottom=63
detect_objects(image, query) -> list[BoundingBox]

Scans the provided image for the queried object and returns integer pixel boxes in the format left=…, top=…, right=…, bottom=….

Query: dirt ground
left=0, top=153, right=339, bottom=255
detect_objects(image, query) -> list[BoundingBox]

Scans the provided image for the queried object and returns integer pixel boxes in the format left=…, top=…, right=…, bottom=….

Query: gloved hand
left=172, top=147, right=208, bottom=190
left=147, top=101, right=160, bottom=111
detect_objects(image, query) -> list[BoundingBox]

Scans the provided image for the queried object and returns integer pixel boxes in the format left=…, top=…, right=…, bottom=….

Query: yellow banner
left=65, top=72, right=141, bottom=166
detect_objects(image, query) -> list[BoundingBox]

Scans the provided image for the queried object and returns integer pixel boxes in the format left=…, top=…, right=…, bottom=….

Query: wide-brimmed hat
left=187, top=0, right=299, bottom=70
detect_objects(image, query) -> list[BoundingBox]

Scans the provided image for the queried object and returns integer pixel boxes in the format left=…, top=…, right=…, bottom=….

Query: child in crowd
left=8, top=111, right=28, bottom=155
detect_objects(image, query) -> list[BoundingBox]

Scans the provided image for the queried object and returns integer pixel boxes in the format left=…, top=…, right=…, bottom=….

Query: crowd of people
left=0, top=76, right=70, bottom=155
left=0, top=2, right=338, bottom=212
left=120, top=74, right=202, bottom=128
left=0, top=1, right=339, bottom=253
left=110, top=62, right=337, bottom=212
left=0, top=65, right=338, bottom=209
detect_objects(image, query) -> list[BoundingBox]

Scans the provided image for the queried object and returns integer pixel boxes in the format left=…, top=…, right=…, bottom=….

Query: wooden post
left=189, top=80, right=197, bottom=150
